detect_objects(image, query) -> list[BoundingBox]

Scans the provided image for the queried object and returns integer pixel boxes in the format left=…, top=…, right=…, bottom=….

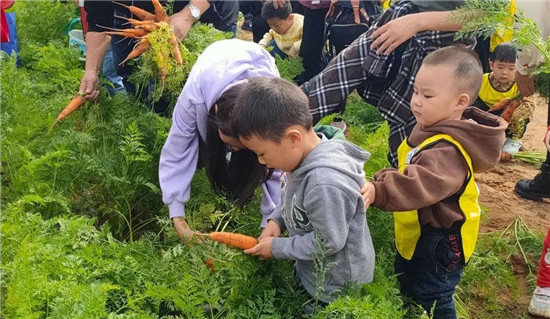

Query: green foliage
left=274, top=55, right=305, bottom=83
left=12, top=0, right=78, bottom=50
left=453, top=0, right=550, bottom=81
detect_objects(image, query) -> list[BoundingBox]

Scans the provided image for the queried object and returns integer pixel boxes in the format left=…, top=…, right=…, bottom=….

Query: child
left=258, top=0, right=304, bottom=58
left=474, top=42, right=536, bottom=156
left=233, top=77, right=375, bottom=305
left=363, top=46, right=507, bottom=318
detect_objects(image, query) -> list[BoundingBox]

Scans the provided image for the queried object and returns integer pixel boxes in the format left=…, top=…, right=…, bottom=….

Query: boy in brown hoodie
left=364, top=46, right=507, bottom=319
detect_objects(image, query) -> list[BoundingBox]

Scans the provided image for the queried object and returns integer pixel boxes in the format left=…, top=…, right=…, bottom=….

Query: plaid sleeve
left=302, top=34, right=371, bottom=124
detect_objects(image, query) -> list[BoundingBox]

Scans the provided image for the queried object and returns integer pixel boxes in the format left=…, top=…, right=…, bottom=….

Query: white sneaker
left=529, top=286, right=550, bottom=318
left=502, top=137, right=522, bottom=154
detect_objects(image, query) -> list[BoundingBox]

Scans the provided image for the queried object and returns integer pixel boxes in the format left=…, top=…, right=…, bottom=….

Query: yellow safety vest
left=479, top=73, right=519, bottom=107
left=394, top=134, right=481, bottom=262
left=489, top=0, right=517, bottom=52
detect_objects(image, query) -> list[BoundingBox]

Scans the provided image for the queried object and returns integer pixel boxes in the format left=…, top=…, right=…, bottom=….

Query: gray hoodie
left=270, top=133, right=375, bottom=303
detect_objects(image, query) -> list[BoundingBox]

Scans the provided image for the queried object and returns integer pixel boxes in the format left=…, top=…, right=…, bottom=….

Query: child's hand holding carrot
left=244, top=237, right=274, bottom=260
left=258, top=220, right=281, bottom=241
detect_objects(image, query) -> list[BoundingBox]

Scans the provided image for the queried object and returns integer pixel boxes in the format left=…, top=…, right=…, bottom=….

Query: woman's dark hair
left=203, top=83, right=271, bottom=207
left=490, top=42, right=516, bottom=63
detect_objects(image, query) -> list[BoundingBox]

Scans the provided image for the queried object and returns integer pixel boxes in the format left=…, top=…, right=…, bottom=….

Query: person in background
left=159, top=39, right=281, bottom=241
left=473, top=42, right=536, bottom=158
left=259, top=0, right=304, bottom=59
left=363, top=46, right=506, bottom=318
left=302, top=0, right=475, bottom=168
left=79, top=0, right=238, bottom=104
left=234, top=77, right=375, bottom=308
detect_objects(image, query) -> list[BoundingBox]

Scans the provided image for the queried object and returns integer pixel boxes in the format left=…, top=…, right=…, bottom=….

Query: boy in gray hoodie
left=232, top=77, right=375, bottom=304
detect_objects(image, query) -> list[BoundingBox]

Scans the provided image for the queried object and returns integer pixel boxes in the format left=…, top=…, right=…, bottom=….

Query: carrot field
left=0, top=1, right=545, bottom=318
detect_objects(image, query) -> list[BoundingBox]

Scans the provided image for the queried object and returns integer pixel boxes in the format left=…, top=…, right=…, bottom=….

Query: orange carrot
left=113, top=2, right=156, bottom=21
left=208, top=232, right=258, bottom=250
left=204, top=258, right=216, bottom=273
left=152, top=0, right=169, bottom=22
left=115, top=15, right=156, bottom=28
left=120, top=38, right=149, bottom=65
left=489, top=97, right=511, bottom=112
left=501, top=99, right=520, bottom=123
left=58, top=94, right=86, bottom=121
left=159, top=66, right=168, bottom=84
left=104, top=29, right=148, bottom=38
left=169, top=36, right=183, bottom=66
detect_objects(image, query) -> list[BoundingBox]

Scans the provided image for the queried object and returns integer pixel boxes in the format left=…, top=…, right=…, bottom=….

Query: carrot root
left=208, top=232, right=258, bottom=250
left=58, top=94, right=86, bottom=121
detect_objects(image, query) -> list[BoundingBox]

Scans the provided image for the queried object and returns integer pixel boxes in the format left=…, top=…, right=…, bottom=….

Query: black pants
left=299, top=6, right=329, bottom=82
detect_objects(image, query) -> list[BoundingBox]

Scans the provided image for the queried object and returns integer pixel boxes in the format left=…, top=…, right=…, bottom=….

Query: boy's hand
left=244, top=237, right=274, bottom=260
left=361, top=181, right=376, bottom=207
left=259, top=220, right=281, bottom=241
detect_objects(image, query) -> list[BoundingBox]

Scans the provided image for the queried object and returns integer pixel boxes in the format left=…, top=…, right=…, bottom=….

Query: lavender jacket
left=159, top=39, right=281, bottom=227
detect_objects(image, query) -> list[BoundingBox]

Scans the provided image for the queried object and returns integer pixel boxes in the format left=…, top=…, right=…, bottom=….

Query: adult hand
left=259, top=220, right=281, bottom=241
left=370, top=14, right=418, bottom=55
left=169, top=11, right=193, bottom=40
left=244, top=236, right=274, bottom=260
left=173, top=217, right=195, bottom=241
left=360, top=180, right=376, bottom=208
left=516, top=71, right=535, bottom=97
left=272, top=0, right=286, bottom=10
left=79, top=70, right=100, bottom=101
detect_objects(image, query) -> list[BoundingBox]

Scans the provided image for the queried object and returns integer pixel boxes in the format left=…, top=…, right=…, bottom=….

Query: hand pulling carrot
left=208, top=232, right=258, bottom=250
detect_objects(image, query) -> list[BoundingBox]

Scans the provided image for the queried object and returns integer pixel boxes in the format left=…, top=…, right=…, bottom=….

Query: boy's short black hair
left=261, top=0, right=292, bottom=20
left=422, top=46, right=483, bottom=102
left=490, top=42, right=517, bottom=63
left=233, top=77, right=312, bottom=143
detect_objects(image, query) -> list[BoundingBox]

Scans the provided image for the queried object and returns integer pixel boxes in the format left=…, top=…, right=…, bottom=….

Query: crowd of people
left=31, top=0, right=550, bottom=318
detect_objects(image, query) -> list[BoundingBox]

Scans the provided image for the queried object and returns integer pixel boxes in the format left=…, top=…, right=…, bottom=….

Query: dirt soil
left=477, top=94, right=550, bottom=235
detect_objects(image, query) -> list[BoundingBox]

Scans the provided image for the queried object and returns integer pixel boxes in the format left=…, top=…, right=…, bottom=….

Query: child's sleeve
left=260, top=169, right=281, bottom=228
left=270, top=182, right=356, bottom=261
left=258, top=30, right=274, bottom=47
left=371, top=144, right=468, bottom=212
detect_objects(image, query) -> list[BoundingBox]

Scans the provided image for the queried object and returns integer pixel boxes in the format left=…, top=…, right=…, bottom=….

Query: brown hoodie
left=372, top=108, right=507, bottom=229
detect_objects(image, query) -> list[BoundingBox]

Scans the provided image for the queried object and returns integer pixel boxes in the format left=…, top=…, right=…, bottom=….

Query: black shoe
left=514, top=163, right=550, bottom=200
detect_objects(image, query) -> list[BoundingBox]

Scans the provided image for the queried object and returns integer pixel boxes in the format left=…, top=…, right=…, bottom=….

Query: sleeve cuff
left=168, top=201, right=186, bottom=219
left=371, top=181, right=387, bottom=208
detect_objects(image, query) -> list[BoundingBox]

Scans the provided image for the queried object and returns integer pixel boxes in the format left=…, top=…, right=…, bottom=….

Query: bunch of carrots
left=488, top=93, right=523, bottom=123
left=56, top=0, right=182, bottom=124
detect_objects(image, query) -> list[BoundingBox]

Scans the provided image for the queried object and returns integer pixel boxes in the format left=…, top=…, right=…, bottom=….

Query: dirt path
left=477, top=94, right=550, bottom=235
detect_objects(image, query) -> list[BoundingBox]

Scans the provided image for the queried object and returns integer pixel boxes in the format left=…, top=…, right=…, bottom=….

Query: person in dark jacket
left=79, top=0, right=238, bottom=103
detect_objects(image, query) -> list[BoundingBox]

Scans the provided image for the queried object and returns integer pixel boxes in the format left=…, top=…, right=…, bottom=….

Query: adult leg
left=515, top=92, right=550, bottom=199
left=299, top=6, right=329, bottom=82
